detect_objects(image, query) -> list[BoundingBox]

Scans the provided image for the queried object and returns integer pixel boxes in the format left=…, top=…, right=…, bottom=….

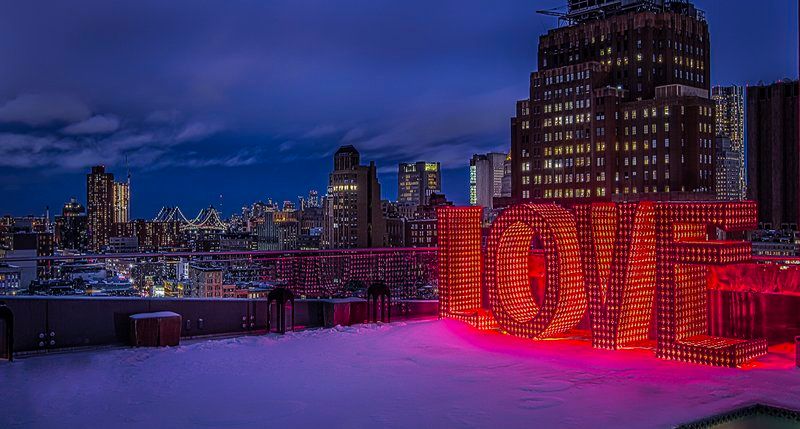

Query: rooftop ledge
left=2, top=319, right=799, bottom=429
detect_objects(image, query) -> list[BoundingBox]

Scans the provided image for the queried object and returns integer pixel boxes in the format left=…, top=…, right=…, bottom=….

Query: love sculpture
left=437, top=201, right=768, bottom=367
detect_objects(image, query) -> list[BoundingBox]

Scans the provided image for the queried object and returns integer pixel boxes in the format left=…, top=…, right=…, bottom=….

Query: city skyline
left=2, top=3, right=800, bottom=428
left=0, top=0, right=797, bottom=218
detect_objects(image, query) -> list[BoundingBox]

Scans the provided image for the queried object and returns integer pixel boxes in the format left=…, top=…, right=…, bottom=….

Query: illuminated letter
left=575, top=202, right=656, bottom=350
left=437, top=206, right=494, bottom=329
left=654, top=202, right=767, bottom=366
left=486, top=203, right=586, bottom=338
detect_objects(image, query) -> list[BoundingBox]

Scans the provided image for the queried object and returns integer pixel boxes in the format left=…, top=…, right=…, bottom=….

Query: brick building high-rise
left=188, top=264, right=223, bottom=298
left=511, top=0, right=715, bottom=203
left=712, top=85, right=745, bottom=199
left=87, top=166, right=114, bottom=252
left=746, top=80, right=800, bottom=230
left=398, top=161, right=441, bottom=206
left=323, top=145, right=385, bottom=248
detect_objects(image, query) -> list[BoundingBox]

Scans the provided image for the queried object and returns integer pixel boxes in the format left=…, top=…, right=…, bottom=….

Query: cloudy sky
left=0, top=0, right=797, bottom=218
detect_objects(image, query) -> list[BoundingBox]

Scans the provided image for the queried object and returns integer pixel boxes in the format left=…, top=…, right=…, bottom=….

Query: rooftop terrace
left=2, top=319, right=798, bottom=429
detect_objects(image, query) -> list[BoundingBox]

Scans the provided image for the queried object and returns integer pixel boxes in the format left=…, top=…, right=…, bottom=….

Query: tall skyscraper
left=113, top=177, right=130, bottom=223
left=324, top=145, right=385, bottom=248
left=470, top=153, right=505, bottom=208
left=747, top=80, right=800, bottom=229
left=714, top=137, right=742, bottom=202
left=398, top=162, right=441, bottom=206
left=86, top=165, right=114, bottom=252
left=511, top=0, right=714, bottom=202
left=712, top=85, right=745, bottom=199
left=501, top=153, right=512, bottom=198
left=255, top=210, right=280, bottom=250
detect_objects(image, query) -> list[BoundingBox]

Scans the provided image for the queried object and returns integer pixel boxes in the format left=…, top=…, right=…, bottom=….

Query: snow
left=2, top=319, right=799, bottom=428
left=129, top=311, right=181, bottom=319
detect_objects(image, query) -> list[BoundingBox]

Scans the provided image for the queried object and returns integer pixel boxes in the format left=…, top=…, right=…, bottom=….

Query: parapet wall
left=0, top=297, right=438, bottom=353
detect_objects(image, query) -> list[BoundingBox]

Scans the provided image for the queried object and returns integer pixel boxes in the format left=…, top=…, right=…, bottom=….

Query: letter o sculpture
left=486, top=203, right=587, bottom=339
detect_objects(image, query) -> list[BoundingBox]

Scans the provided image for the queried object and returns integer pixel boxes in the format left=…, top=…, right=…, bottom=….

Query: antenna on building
left=125, top=154, right=131, bottom=220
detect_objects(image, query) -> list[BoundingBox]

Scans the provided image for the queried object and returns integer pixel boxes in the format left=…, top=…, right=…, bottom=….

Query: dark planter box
left=130, top=312, right=182, bottom=347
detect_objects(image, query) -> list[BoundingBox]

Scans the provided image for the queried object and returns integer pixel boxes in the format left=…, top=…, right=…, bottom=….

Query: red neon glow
left=486, top=203, right=587, bottom=339
left=709, top=262, right=800, bottom=295
left=437, top=201, right=770, bottom=367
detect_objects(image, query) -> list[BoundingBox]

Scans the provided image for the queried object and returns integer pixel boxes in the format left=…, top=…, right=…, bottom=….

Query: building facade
left=54, top=198, right=89, bottom=252
left=219, top=232, right=258, bottom=251
left=323, top=145, right=386, bottom=248
left=111, top=219, right=183, bottom=252
left=87, top=166, right=114, bottom=252
left=406, top=219, right=437, bottom=247
left=188, top=265, right=223, bottom=298
left=712, top=85, right=745, bottom=199
left=298, top=206, right=323, bottom=250
left=750, top=229, right=799, bottom=257
left=255, top=211, right=279, bottom=250
left=276, top=217, right=299, bottom=250
left=714, top=137, right=742, bottom=202
left=0, top=263, right=22, bottom=295
left=7, top=232, right=55, bottom=289
left=746, top=80, right=800, bottom=230
left=511, top=0, right=714, bottom=203
left=470, top=153, right=506, bottom=209
left=501, top=153, right=512, bottom=198
left=398, top=162, right=441, bottom=206
left=381, top=200, right=406, bottom=247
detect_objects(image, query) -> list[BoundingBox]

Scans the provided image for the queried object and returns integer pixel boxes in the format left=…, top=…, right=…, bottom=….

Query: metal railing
left=0, top=247, right=439, bottom=300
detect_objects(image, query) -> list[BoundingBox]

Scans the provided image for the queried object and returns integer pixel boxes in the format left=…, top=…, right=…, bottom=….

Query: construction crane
left=536, top=6, right=572, bottom=27
left=536, top=7, right=566, bottom=18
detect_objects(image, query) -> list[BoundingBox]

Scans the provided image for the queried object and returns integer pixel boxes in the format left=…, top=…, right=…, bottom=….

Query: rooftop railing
left=0, top=247, right=439, bottom=300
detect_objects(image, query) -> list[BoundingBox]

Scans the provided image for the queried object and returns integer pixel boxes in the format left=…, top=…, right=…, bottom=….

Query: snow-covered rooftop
left=2, top=320, right=799, bottom=428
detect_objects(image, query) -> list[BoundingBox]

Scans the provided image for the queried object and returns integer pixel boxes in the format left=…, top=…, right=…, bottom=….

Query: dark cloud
left=0, top=94, right=91, bottom=126
left=61, top=114, right=120, bottom=135
left=0, top=118, right=224, bottom=171
left=175, top=122, right=223, bottom=143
